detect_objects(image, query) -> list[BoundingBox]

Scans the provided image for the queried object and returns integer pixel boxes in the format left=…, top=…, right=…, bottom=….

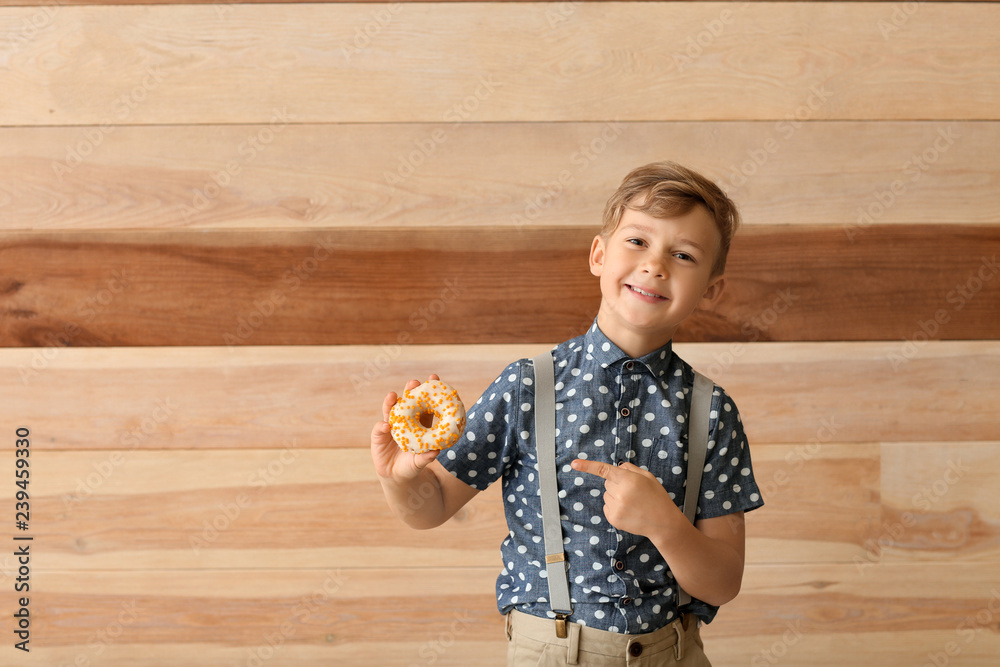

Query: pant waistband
left=506, top=609, right=697, bottom=662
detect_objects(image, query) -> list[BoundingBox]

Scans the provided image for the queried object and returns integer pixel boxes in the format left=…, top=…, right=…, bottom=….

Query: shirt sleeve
left=436, top=359, right=527, bottom=491
left=696, top=385, right=764, bottom=519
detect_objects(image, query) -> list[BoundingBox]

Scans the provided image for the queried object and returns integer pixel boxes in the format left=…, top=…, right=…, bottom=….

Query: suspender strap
left=677, top=371, right=714, bottom=608
left=534, top=351, right=715, bottom=621
left=532, top=351, right=573, bottom=636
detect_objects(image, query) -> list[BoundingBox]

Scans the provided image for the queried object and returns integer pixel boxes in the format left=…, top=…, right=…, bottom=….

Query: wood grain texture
left=1, top=225, right=997, bottom=347
left=703, top=562, right=1000, bottom=666
left=2, top=121, right=996, bottom=230
left=0, top=0, right=989, bottom=5
left=2, top=3, right=998, bottom=125
left=1, top=564, right=997, bottom=666
left=10, top=442, right=993, bottom=571
left=3, top=341, right=997, bottom=449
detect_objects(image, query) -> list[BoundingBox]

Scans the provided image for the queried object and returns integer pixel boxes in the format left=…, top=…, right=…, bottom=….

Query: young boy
left=371, top=161, right=763, bottom=665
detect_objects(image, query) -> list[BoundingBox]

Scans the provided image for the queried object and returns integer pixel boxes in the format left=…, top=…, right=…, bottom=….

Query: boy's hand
left=371, top=375, right=441, bottom=482
left=571, top=459, right=683, bottom=538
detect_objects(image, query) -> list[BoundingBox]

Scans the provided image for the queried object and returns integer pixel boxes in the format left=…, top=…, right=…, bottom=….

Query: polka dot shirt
left=438, top=320, right=764, bottom=633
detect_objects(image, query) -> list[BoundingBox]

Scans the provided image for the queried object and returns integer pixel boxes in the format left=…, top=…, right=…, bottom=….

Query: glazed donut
left=389, top=380, right=467, bottom=453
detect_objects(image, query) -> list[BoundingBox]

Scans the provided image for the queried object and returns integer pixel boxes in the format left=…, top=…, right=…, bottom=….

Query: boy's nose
left=642, top=262, right=667, bottom=279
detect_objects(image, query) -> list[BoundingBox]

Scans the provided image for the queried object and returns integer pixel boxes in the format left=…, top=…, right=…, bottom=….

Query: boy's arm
left=571, top=459, right=745, bottom=606
left=371, top=377, right=480, bottom=530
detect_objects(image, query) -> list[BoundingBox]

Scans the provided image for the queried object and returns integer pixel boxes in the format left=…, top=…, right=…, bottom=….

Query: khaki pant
left=506, top=610, right=712, bottom=666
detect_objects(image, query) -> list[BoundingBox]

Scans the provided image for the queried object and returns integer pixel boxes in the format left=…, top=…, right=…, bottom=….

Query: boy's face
left=589, top=204, right=725, bottom=356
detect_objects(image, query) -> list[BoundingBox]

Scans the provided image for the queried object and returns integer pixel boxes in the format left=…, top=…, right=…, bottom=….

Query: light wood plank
left=2, top=342, right=997, bottom=450
left=1, top=564, right=997, bottom=666
left=1, top=443, right=934, bottom=570
left=25, top=450, right=507, bottom=571
left=1, top=225, right=998, bottom=346
left=1, top=121, right=996, bottom=230
left=746, top=443, right=882, bottom=564
left=6, top=568, right=508, bottom=665
left=876, top=441, right=1000, bottom=563
left=0, top=0, right=987, bottom=5
left=1, top=3, right=998, bottom=125
left=707, top=562, right=1000, bottom=640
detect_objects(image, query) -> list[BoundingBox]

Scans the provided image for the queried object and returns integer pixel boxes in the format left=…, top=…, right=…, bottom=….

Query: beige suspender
left=677, top=371, right=713, bottom=607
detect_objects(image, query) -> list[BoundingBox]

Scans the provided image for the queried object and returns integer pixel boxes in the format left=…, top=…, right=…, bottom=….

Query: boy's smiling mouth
left=626, top=284, right=667, bottom=300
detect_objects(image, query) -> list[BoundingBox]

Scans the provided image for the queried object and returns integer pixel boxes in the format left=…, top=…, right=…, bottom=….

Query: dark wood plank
left=1, top=224, right=997, bottom=347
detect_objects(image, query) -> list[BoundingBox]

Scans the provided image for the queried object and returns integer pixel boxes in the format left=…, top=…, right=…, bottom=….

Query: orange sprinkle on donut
left=389, top=380, right=467, bottom=453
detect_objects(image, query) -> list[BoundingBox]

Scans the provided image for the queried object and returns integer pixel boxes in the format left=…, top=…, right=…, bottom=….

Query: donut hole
left=419, top=410, right=437, bottom=429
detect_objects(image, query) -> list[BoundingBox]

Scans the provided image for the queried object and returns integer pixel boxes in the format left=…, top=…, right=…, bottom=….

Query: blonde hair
left=601, top=161, right=740, bottom=276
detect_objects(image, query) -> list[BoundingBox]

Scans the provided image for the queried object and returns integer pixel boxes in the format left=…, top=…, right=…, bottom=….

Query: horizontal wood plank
left=17, top=442, right=1000, bottom=572
left=2, top=0, right=985, bottom=5
left=11, top=442, right=994, bottom=571
left=1, top=225, right=997, bottom=346
left=2, top=342, right=997, bottom=449
left=2, top=3, right=998, bottom=124
left=877, top=441, right=1000, bottom=562
left=0, top=445, right=861, bottom=569
left=703, top=562, right=1000, bottom=666
left=1, top=121, right=996, bottom=230
left=2, top=564, right=997, bottom=665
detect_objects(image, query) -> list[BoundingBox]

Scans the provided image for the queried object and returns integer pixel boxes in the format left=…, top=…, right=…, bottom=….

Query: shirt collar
left=581, top=319, right=675, bottom=379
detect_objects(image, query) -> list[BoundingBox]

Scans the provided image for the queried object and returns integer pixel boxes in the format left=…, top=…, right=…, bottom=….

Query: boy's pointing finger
left=571, top=458, right=619, bottom=480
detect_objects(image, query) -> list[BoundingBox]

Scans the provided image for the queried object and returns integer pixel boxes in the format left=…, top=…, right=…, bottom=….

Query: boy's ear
left=589, top=235, right=606, bottom=277
left=700, top=274, right=726, bottom=306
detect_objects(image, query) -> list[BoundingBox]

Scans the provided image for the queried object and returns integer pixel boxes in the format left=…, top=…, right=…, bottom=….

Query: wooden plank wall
left=1, top=1, right=998, bottom=665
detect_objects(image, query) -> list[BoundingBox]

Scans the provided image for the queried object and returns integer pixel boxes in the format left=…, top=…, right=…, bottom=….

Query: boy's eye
left=626, top=238, right=645, bottom=247
left=674, top=252, right=695, bottom=262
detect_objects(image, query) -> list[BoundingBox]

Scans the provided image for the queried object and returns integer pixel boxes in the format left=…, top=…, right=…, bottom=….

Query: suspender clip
left=554, top=612, right=570, bottom=639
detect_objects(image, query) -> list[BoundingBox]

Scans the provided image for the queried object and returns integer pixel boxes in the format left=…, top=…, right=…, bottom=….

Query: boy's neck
left=596, top=316, right=674, bottom=359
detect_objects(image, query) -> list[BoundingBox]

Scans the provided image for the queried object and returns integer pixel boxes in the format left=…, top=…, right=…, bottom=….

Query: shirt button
left=625, top=361, right=634, bottom=371
left=614, top=560, right=624, bottom=571
left=620, top=407, right=630, bottom=417
left=629, top=642, right=644, bottom=657
left=621, top=597, right=632, bottom=606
